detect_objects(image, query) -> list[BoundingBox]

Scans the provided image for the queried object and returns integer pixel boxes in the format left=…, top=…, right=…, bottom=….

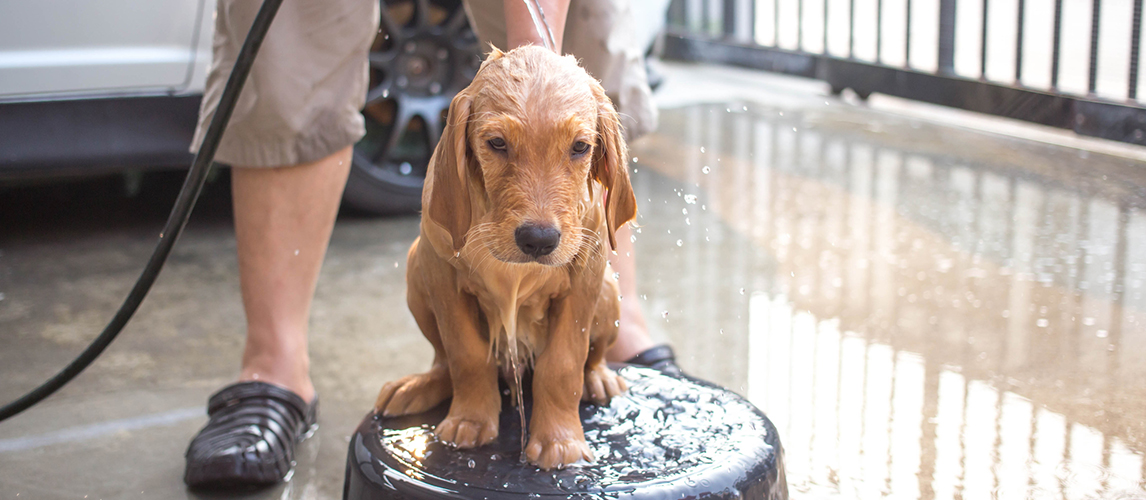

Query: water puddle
left=630, top=102, right=1146, bottom=500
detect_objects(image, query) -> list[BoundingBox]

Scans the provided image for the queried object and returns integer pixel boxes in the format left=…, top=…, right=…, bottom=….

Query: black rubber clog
left=184, top=381, right=318, bottom=488
left=624, top=344, right=682, bottom=375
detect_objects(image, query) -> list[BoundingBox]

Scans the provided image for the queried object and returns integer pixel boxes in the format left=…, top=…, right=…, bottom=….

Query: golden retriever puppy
left=373, top=45, right=638, bottom=470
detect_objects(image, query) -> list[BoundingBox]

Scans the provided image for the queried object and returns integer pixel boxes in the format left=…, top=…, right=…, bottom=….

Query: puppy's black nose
left=515, top=224, right=561, bottom=258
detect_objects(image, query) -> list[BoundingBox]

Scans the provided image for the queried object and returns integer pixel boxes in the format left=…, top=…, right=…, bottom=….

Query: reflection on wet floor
left=630, top=102, right=1146, bottom=500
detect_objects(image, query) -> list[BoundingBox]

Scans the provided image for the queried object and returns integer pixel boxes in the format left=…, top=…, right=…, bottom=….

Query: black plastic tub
left=344, top=366, right=787, bottom=500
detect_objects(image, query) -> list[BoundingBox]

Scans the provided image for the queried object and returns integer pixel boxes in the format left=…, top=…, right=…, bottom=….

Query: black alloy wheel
left=342, top=0, right=482, bottom=214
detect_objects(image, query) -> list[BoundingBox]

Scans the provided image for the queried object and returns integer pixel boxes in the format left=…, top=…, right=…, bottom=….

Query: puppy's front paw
left=374, top=369, right=451, bottom=417
left=525, top=432, right=594, bottom=470
left=583, top=364, right=627, bottom=406
left=435, top=414, right=499, bottom=448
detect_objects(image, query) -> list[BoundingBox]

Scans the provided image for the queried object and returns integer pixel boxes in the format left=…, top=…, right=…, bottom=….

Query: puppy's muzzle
left=514, top=223, right=560, bottom=258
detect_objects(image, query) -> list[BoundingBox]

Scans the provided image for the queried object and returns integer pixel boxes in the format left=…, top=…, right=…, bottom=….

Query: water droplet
left=685, top=217, right=691, bottom=225
left=684, top=194, right=698, bottom=204
left=630, top=234, right=637, bottom=242
left=661, top=311, right=669, bottom=319
left=701, top=166, right=711, bottom=174
left=614, top=320, right=620, bottom=327
left=1097, top=330, right=1109, bottom=338
left=454, top=252, right=461, bottom=258
left=468, top=459, right=475, bottom=468
left=682, top=208, right=688, bottom=215
left=719, top=328, right=724, bottom=335
left=1036, top=318, right=1049, bottom=328
left=676, top=239, right=683, bottom=247
left=394, top=262, right=399, bottom=268
left=613, top=272, right=620, bottom=280
left=632, top=157, right=638, bottom=162
left=739, top=288, right=745, bottom=295
left=700, top=147, right=706, bottom=153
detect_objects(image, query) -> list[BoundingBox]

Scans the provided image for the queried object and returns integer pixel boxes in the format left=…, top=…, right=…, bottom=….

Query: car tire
left=342, top=0, right=482, bottom=215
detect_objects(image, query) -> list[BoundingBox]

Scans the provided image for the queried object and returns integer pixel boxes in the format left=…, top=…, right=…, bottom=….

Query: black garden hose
left=0, top=0, right=284, bottom=422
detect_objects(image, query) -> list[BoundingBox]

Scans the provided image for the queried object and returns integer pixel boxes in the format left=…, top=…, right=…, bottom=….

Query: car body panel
left=0, top=0, right=212, bottom=101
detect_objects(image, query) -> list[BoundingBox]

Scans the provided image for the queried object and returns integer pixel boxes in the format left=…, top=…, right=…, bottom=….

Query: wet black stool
left=343, top=366, right=787, bottom=499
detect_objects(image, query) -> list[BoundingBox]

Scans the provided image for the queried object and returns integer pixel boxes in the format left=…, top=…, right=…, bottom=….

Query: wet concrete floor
left=1, top=62, right=1145, bottom=499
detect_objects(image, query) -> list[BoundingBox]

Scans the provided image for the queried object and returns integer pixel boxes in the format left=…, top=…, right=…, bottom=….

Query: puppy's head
left=427, top=45, right=636, bottom=266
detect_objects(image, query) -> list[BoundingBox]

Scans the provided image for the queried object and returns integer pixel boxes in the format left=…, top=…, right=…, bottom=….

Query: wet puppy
left=373, top=45, right=638, bottom=470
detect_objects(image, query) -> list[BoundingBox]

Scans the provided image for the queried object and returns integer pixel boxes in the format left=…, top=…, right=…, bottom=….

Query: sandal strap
left=207, top=381, right=309, bottom=419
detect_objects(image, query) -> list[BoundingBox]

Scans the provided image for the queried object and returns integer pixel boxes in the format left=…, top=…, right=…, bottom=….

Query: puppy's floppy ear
left=590, top=85, right=637, bottom=251
left=427, top=88, right=474, bottom=252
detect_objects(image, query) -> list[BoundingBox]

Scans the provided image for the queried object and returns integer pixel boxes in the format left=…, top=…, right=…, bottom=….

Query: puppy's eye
left=488, top=137, right=507, bottom=151
left=571, top=141, right=590, bottom=156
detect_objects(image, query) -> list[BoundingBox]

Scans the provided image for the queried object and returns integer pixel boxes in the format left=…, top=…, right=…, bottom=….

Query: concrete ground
left=1, top=62, right=1144, bottom=500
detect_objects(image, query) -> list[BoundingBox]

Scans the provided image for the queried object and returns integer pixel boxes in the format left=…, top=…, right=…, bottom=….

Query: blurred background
left=1, top=0, right=1145, bottom=499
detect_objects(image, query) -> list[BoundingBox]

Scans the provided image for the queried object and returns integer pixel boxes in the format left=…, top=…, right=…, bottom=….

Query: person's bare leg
left=607, top=224, right=655, bottom=363
left=231, top=146, right=353, bottom=403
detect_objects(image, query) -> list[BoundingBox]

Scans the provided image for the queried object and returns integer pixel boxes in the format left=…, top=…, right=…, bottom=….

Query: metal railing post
left=906, top=0, right=913, bottom=66
left=1016, top=0, right=1025, bottom=82
left=938, top=0, right=956, bottom=74
left=723, top=0, right=737, bottom=38
left=1051, top=0, right=1063, bottom=88
left=980, top=0, right=989, bottom=78
left=1089, top=0, right=1102, bottom=94
left=1130, top=0, right=1142, bottom=99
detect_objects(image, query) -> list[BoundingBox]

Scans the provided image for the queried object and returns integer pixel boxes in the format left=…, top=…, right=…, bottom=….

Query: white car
left=0, top=0, right=482, bottom=214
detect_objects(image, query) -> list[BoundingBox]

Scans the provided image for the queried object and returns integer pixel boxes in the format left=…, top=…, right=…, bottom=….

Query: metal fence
left=663, top=0, right=1146, bottom=146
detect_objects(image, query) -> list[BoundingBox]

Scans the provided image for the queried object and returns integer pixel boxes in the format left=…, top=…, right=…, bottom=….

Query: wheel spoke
left=378, top=103, right=415, bottom=164
left=368, top=49, right=399, bottom=68
left=421, top=107, right=443, bottom=151
left=365, top=79, right=394, bottom=104
left=413, top=0, right=432, bottom=28
left=444, top=7, right=469, bottom=35
left=378, top=4, right=404, bottom=42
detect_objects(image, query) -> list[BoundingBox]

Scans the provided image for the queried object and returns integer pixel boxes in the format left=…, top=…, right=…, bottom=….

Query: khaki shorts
left=464, top=0, right=658, bottom=141
left=190, top=0, right=379, bottom=167
left=192, top=0, right=654, bottom=168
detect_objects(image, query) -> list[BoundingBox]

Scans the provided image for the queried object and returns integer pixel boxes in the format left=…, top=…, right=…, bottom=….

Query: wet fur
left=373, top=46, right=638, bottom=470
